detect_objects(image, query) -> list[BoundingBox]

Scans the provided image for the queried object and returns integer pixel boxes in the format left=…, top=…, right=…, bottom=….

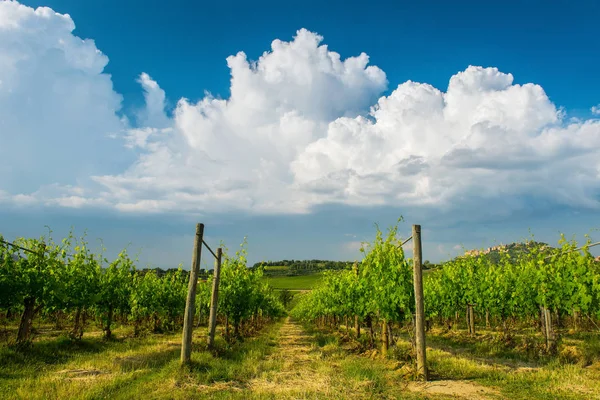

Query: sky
left=1, top=0, right=599, bottom=269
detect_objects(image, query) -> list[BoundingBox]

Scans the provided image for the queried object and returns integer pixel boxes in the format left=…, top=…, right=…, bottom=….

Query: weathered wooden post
left=412, top=224, right=428, bottom=380
left=544, top=306, right=556, bottom=353
left=181, top=223, right=204, bottom=365
left=469, top=304, right=475, bottom=336
left=207, top=247, right=222, bottom=348
left=353, top=261, right=361, bottom=338
left=381, top=319, right=389, bottom=357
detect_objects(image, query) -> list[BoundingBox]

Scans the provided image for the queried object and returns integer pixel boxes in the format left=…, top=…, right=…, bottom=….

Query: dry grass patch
left=407, top=380, right=501, bottom=399
left=55, top=368, right=109, bottom=379
left=248, top=317, right=335, bottom=397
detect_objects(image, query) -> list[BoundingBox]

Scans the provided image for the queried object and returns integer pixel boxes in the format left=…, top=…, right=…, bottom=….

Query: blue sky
left=1, top=0, right=599, bottom=268
left=21, top=0, right=600, bottom=114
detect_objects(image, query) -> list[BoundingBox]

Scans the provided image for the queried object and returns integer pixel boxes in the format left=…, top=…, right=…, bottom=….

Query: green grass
left=0, top=322, right=284, bottom=400
left=0, top=318, right=423, bottom=400
left=262, top=273, right=322, bottom=290
left=296, top=323, right=600, bottom=399
left=3, top=315, right=600, bottom=399
left=329, top=323, right=600, bottom=400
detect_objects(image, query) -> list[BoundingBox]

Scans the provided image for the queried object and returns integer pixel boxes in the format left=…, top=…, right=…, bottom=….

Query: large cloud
left=294, top=67, right=600, bottom=211
left=89, top=28, right=390, bottom=214
left=0, top=1, right=131, bottom=195
left=91, top=61, right=600, bottom=216
left=1, top=2, right=599, bottom=218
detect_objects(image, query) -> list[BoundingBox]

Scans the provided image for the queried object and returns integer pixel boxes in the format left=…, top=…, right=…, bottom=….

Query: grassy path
left=248, top=316, right=335, bottom=397
left=243, top=317, right=440, bottom=399
left=244, top=318, right=500, bottom=399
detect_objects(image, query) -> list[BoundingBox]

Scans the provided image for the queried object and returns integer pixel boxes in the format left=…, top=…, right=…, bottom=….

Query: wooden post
left=207, top=247, right=222, bottom=348
left=381, top=319, right=389, bottom=357
left=412, top=224, right=428, bottom=380
left=388, top=321, right=395, bottom=345
left=181, top=223, right=204, bottom=365
left=353, top=261, right=360, bottom=338
left=540, top=306, right=546, bottom=336
left=466, top=305, right=471, bottom=334
left=544, top=307, right=556, bottom=353
left=469, top=305, right=475, bottom=336
left=455, top=311, right=459, bottom=329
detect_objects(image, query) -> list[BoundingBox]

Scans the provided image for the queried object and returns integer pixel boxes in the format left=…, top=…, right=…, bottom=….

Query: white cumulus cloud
left=0, top=1, right=132, bottom=196
left=92, top=60, right=600, bottom=215
left=88, top=29, right=390, bottom=214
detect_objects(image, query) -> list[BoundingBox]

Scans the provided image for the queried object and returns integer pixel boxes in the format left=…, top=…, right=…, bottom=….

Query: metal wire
left=0, top=238, right=40, bottom=255
left=202, top=239, right=218, bottom=260
left=400, top=236, right=413, bottom=247
left=543, top=241, right=600, bottom=260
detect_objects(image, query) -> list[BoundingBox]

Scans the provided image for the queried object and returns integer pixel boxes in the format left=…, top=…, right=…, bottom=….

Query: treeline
left=138, top=266, right=213, bottom=280
left=252, top=259, right=360, bottom=276
left=0, top=233, right=285, bottom=345
left=293, top=223, right=600, bottom=356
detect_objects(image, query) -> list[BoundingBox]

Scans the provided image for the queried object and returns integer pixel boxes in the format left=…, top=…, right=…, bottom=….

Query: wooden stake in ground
left=466, top=304, right=475, bottom=336
left=207, top=247, right=222, bottom=348
left=544, top=306, right=556, bottom=354
left=412, top=224, right=428, bottom=381
left=181, top=223, right=204, bottom=365
left=381, top=319, right=389, bottom=357
left=466, top=305, right=470, bottom=334
left=353, top=261, right=361, bottom=338
left=470, top=305, right=475, bottom=336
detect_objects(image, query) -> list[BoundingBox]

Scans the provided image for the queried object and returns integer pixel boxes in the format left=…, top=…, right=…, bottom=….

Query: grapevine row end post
left=412, top=224, right=428, bottom=381
left=181, top=223, right=204, bottom=365
left=207, top=247, right=222, bottom=348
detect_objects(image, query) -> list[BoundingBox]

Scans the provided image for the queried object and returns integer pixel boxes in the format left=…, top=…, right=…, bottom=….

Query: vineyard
left=293, top=222, right=600, bottom=357
left=1, top=223, right=600, bottom=399
left=0, top=232, right=285, bottom=347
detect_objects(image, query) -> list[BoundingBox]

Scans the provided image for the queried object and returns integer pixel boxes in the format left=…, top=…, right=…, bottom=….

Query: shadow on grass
left=302, top=324, right=340, bottom=347
left=398, top=330, right=553, bottom=369
left=0, top=331, right=169, bottom=382
left=0, top=336, right=110, bottom=367
left=115, top=346, right=181, bottom=372
left=202, top=328, right=280, bottom=362
left=0, top=336, right=118, bottom=382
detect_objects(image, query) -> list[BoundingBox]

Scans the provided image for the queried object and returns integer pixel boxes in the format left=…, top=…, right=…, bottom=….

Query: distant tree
left=278, top=289, right=295, bottom=308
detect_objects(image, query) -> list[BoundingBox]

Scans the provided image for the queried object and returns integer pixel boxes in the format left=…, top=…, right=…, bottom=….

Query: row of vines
left=292, top=222, right=600, bottom=355
left=0, top=233, right=285, bottom=345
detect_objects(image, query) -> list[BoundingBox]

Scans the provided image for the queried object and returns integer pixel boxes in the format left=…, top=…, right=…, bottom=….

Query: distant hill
left=454, top=241, right=555, bottom=265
